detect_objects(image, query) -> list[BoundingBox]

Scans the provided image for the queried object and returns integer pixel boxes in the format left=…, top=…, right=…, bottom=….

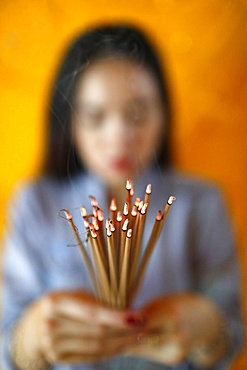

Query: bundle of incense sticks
left=63, top=179, right=176, bottom=308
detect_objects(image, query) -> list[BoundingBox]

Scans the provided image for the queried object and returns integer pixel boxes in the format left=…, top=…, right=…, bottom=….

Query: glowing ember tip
left=146, top=184, right=152, bottom=194
left=156, top=210, right=162, bottom=221
left=141, top=203, right=148, bottom=215
left=138, top=200, right=144, bottom=211
left=123, top=202, right=129, bottom=215
left=80, top=206, right=87, bottom=218
left=134, top=197, right=141, bottom=207
left=131, top=205, right=138, bottom=216
left=64, top=210, right=72, bottom=220
left=89, top=195, right=98, bottom=207
left=122, top=218, right=129, bottom=231
left=106, top=228, right=112, bottom=237
left=97, top=209, right=104, bottom=221
left=117, top=211, right=122, bottom=222
left=167, top=196, right=176, bottom=205
left=92, top=219, right=99, bottom=231
left=127, top=229, right=132, bottom=238
left=91, top=229, right=97, bottom=238
left=110, top=222, right=115, bottom=232
left=126, top=178, right=132, bottom=190
left=105, top=218, right=110, bottom=229
left=110, top=198, right=117, bottom=211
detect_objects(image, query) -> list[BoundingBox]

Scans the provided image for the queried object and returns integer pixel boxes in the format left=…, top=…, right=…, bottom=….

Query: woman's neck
left=107, top=183, right=126, bottom=211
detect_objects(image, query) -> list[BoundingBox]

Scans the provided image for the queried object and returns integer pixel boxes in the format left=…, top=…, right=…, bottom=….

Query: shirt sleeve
left=189, top=185, right=244, bottom=367
left=1, top=183, right=49, bottom=369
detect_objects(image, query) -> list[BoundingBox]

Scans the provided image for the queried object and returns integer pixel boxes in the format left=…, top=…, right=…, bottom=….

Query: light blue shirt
left=1, top=169, right=243, bottom=369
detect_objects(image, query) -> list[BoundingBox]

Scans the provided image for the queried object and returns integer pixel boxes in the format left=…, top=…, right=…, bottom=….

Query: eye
left=126, top=104, right=146, bottom=126
left=75, top=106, right=105, bottom=129
left=84, top=111, right=104, bottom=127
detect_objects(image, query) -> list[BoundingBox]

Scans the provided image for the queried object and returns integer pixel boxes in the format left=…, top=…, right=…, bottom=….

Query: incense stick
left=119, top=219, right=129, bottom=278
left=63, top=209, right=97, bottom=294
left=129, top=202, right=148, bottom=288
left=119, top=228, right=132, bottom=308
left=63, top=181, right=176, bottom=308
left=129, top=209, right=162, bottom=303
left=126, top=178, right=132, bottom=209
left=106, top=227, right=118, bottom=306
left=109, top=198, right=117, bottom=223
left=144, top=183, right=152, bottom=204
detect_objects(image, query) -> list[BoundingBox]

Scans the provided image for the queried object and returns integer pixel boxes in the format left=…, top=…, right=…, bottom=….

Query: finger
left=46, top=317, right=132, bottom=338
left=133, top=332, right=187, bottom=365
left=44, top=293, right=145, bottom=330
left=42, top=316, right=106, bottom=338
left=45, top=331, right=138, bottom=363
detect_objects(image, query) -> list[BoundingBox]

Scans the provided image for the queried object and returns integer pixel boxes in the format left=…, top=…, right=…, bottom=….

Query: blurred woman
left=1, top=24, right=243, bottom=370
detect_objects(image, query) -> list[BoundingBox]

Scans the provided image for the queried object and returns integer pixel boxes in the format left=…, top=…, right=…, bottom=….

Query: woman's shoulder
left=6, top=173, right=87, bottom=216
left=9, top=176, right=64, bottom=204
left=166, top=170, right=222, bottom=199
left=13, top=172, right=87, bottom=195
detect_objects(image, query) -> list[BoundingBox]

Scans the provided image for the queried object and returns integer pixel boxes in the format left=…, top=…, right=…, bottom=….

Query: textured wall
left=0, top=1, right=246, bottom=366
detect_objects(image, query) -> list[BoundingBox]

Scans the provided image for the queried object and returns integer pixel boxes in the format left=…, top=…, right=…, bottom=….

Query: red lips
left=109, top=158, right=134, bottom=172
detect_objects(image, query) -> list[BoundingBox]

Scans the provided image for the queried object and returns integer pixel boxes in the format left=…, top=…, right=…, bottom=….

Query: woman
left=1, top=24, right=243, bottom=369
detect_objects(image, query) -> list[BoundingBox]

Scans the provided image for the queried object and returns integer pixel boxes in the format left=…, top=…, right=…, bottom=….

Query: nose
left=105, top=113, right=136, bottom=147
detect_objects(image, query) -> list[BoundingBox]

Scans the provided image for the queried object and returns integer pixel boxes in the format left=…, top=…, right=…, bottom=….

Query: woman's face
left=72, top=57, right=165, bottom=187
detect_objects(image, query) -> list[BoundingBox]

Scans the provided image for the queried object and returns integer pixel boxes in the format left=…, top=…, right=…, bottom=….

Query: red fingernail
left=125, top=316, right=145, bottom=326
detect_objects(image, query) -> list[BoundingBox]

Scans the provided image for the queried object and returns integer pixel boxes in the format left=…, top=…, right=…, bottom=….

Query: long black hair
left=44, top=23, right=173, bottom=179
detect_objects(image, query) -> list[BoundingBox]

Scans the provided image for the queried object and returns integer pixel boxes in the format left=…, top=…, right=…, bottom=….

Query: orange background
left=0, top=1, right=246, bottom=367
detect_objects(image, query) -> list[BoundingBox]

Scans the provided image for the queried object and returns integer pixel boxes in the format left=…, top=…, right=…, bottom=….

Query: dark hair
left=44, top=23, right=173, bottom=178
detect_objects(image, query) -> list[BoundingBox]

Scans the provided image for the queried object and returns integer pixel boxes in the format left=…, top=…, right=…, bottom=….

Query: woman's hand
left=12, top=291, right=228, bottom=369
left=12, top=290, right=145, bottom=368
left=131, top=293, right=228, bottom=367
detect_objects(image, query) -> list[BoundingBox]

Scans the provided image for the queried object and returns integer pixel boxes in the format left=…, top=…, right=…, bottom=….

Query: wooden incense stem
left=144, top=183, right=152, bottom=204
left=115, top=211, right=122, bottom=276
left=82, top=207, right=108, bottom=273
left=128, top=204, right=138, bottom=231
left=90, top=226, right=111, bottom=305
left=63, top=209, right=98, bottom=294
left=109, top=198, right=117, bottom=223
left=118, top=218, right=129, bottom=279
left=129, top=202, right=148, bottom=287
left=126, top=178, right=132, bottom=210
left=129, top=195, right=176, bottom=303
left=95, top=208, right=107, bottom=259
left=119, top=228, right=132, bottom=308
left=122, top=202, right=129, bottom=224
left=106, top=227, right=118, bottom=306
left=129, top=210, right=162, bottom=302
left=159, top=195, right=176, bottom=230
